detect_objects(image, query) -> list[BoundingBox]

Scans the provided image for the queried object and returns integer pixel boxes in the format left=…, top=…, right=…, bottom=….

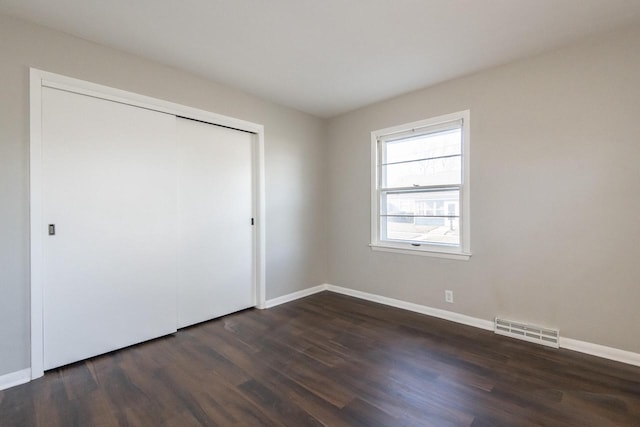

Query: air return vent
left=494, top=318, right=559, bottom=348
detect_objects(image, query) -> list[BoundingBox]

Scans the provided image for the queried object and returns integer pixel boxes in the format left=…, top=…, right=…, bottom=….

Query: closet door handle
left=48, top=224, right=56, bottom=235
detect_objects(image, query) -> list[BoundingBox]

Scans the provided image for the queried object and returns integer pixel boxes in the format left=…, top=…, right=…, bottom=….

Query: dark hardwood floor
left=1, top=291, right=639, bottom=426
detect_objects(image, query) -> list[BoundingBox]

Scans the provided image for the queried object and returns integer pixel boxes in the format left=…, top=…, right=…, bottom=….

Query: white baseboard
left=265, top=283, right=640, bottom=368
left=0, top=368, right=31, bottom=391
left=263, top=284, right=327, bottom=308
left=325, top=284, right=494, bottom=331
left=560, top=337, right=640, bottom=367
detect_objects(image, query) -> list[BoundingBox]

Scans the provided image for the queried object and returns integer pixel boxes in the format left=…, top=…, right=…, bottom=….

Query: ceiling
left=2, top=1, right=640, bottom=118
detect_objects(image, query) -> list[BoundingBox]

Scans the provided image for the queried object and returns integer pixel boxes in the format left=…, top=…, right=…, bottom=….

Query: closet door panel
left=42, top=87, right=178, bottom=370
left=177, top=118, right=254, bottom=328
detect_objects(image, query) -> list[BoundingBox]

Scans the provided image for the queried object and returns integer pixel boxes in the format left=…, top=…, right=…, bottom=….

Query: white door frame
left=29, top=68, right=266, bottom=379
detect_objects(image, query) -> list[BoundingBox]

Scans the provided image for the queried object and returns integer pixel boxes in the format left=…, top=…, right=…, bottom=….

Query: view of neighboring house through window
left=371, top=110, right=470, bottom=259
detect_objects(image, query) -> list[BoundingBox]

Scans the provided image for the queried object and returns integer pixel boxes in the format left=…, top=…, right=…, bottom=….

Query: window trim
left=370, top=110, right=471, bottom=260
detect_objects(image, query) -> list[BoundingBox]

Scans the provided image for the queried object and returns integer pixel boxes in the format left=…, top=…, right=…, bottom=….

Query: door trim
left=29, top=68, right=266, bottom=379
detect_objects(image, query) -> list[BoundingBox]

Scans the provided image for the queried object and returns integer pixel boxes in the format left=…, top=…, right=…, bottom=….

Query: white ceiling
left=2, top=1, right=640, bottom=118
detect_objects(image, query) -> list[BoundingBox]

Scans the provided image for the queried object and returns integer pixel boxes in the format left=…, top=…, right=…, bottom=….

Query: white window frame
left=370, top=110, right=471, bottom=260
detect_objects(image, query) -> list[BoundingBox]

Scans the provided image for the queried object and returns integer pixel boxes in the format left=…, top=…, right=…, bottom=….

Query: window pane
left=382, top=155, right=461, bottom=188
left=382, top=190, right=460, bottom=245
left=383, top=216, right=460, bottom=245
left=384, top=128, right=461, bottom=164
left=383, top=190, right=459, bottom=216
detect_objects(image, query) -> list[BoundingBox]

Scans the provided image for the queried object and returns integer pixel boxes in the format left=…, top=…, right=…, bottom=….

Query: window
left=371, top=111, right=470, bottom=260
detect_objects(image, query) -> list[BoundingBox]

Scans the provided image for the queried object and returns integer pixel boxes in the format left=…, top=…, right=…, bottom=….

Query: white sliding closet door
left=177, top=118, right=255, bottom=328
left=42, top=87, right=178, bottom=370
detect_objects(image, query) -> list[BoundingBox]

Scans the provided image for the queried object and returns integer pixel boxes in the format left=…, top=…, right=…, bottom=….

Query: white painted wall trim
left=265, top=283, right=640, bottom=368
left=263, top=284, right=327, bottom=308
left=325, top=284, right=493, bottom=330
left=29, top=68, right=267, bottom=379
left=29, top=68, right=45, bottom=380
left=560, top=337, right=640, bottom=367
left=0, top=368, right=31, bottom=391
left=254, top=130, right=267, bottom=310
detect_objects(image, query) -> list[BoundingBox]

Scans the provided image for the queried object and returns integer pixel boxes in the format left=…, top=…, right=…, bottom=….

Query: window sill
left=369, top=243, right=471, bottom=260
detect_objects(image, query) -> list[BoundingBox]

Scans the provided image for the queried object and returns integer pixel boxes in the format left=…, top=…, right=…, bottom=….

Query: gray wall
left=0, top=14, right=328, bottom=376
left=327, top=24, right=640, bottom=353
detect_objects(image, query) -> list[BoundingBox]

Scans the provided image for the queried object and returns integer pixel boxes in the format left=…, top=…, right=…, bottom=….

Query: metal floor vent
left=494, top=318, right=559, bottom=348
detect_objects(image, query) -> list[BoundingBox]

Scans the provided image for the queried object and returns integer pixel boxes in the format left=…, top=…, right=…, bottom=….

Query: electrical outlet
left=445, top=290, right=454, bottom=303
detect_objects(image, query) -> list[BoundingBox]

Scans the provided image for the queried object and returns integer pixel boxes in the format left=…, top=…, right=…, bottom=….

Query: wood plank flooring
left=1, top=291, right=639, bottom=426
